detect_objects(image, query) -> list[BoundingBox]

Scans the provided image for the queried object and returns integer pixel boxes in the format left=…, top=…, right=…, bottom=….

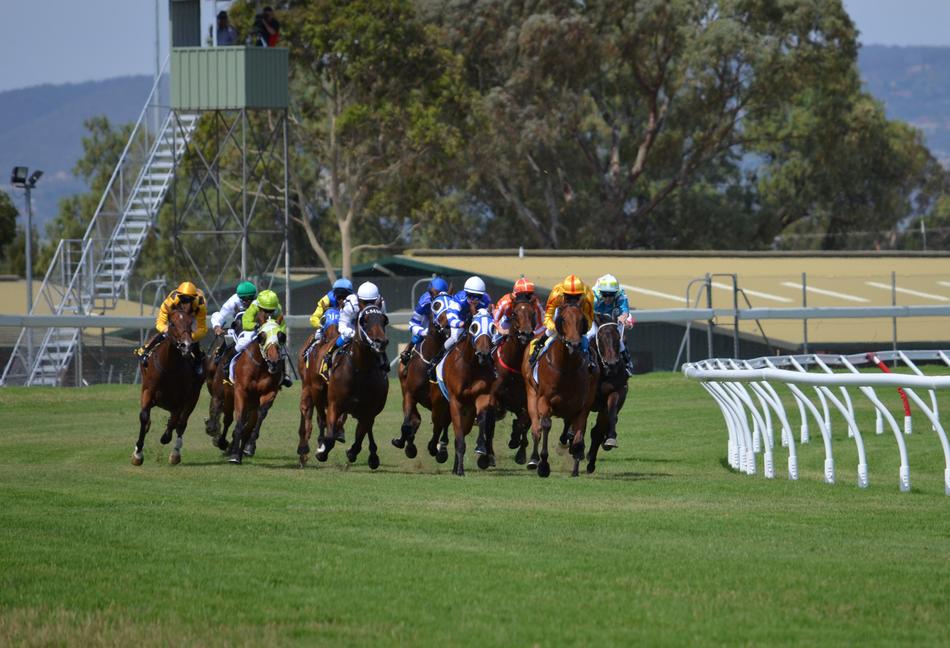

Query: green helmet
left=257, top=289, right=279, bottom=311
left=236, top=281, right=257, bottom=299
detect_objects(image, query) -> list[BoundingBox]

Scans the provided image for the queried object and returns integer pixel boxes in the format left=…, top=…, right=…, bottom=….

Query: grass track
left=1, top=373, right=949, bottom=646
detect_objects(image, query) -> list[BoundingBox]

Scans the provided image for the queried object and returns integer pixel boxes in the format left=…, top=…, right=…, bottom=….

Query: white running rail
left=1, top=58, right=199, bottom=386
left=683, top=350, right=950, bottom=495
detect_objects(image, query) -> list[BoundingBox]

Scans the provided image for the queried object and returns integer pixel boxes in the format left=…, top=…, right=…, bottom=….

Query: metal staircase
left=1, top=60, right=200, bottom=386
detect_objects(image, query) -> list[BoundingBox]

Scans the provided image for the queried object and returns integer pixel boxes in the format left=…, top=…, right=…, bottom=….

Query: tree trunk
left=340, top=213, right=353, bottom=279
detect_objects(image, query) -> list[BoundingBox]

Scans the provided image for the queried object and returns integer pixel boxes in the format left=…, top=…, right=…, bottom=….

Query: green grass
left=1, top=373, right=950, bottom=646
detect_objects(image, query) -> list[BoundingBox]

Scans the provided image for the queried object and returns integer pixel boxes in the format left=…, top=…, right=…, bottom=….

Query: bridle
left=554, top=301, right=587, bottom=354
left=357, top=306, right=388, bottom=355
left=595, top=320, right=622, bottom=372
left=168, top=311, right=195, bottom=358
left=257, top=320, right=283, bottom=374
left=467, top=311, right=496, bottom=366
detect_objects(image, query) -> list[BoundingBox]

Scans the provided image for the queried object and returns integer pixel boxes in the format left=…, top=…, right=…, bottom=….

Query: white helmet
left=357, top=281, right=380, bottom=301
left=463, top=276, right=486, bottom=295
left=595, top=274, right=620, bottom=294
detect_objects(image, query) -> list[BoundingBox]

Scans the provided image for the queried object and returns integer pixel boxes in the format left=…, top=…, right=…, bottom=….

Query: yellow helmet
left=561, top=274, right=584, bottom=295
left=176, top=281, right=199, bottom=297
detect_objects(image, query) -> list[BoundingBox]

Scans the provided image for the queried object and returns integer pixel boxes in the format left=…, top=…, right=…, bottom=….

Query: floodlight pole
left=23, top=184, right=33, bottom=314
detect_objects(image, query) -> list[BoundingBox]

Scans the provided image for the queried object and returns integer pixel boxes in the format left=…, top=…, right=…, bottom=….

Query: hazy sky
left=1, top=0, right=950, bottom=93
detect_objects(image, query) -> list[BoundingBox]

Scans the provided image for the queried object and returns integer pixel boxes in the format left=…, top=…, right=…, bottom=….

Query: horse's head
left=468, top=309, right=496, bottom=366
left=509, top=300, right=536, bottom=344
left=256, top=319, right=285, bottom=374
left=429, top=295, right=452, bottom=339
left=555, top=301, right=587, bottom=353
left=594, top=314, right=622, bottom=372
left=167, top=308, right=196, bottom=358
left=358, top=305, right=389, bottom=355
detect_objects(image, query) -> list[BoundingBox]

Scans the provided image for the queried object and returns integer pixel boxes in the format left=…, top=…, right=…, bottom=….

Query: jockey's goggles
left=240, top=296, right=254, bottom=305
left=601, top=290, right=617, bottom=298
left=179, top=294, right=195, bottom=303
left=465, top=292, right=481, bottom=302
left=260, top=307, right=275, bottom=314
left=514, top=292, right=534, bottom=302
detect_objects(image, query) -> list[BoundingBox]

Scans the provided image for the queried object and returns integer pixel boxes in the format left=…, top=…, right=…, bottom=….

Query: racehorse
left=441, top=309, right=498, bottom=476
left=521, top=302, right=599, bottom=477
left=394, top=295, right=452, bottom=461
left=491, top=299, right=537, bottom=465
left=132, top=309, right=203, bottom=465
left=586, top=314, right=629, bottom=474
left=317, top=306, right=389, bottom=469
left=227, top=319, right=286, bottom=464
left=297, top=311, right=341, bottom=466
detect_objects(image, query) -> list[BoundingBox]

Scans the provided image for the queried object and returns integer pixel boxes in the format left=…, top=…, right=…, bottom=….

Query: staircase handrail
left=81, top=55, right=170, bottom=244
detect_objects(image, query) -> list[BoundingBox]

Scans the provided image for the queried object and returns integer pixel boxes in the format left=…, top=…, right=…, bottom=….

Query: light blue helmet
left=429, top=277, right=449, bottom=293
left=332, top=278, right=353, bottom=292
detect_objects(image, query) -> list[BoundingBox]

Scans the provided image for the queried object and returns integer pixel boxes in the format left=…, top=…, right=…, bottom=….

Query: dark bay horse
left=586, top=315, right=629, bottom=473
left=442, top=309, right=498, bottom=476
left=521, top=302, right=599, bottom=478
left=133, top=309, right=203, bottom=465
left=491, top=300, right=537, bottom=465
left=228, top=320, right=286, bottom=464
left=296, top=313, right=341, bottom=467
left=318, top=306, right=389, bottom=469
left=394, top=294, right=452, bottom=461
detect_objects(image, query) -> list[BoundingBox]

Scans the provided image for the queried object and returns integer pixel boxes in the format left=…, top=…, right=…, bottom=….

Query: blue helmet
left=429, top=277, right=449, bottom=293
left=332, top=278, right=353, bottom=292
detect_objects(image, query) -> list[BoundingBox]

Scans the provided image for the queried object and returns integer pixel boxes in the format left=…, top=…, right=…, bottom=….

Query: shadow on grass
left=719, top=456, right=740, bottom=474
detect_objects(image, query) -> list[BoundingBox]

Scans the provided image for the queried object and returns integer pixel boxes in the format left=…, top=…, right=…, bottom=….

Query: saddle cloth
left=435, top=355, right=450, bottom=402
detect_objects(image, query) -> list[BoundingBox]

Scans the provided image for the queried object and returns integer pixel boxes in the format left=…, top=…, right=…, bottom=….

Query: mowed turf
left=1, top=373, right=949, bottom=646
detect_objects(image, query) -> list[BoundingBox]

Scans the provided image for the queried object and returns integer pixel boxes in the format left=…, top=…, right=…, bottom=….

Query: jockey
left=588, top=274, right=635, bottom=375
left=528, top=273, right=594, bottom=365
left=305, top=277, right=353, bottom=353
left=493, top=277, right=545, bottom=340
left=333, top=281, right=390, bottom=371
left=444, top=276, right=492, bottom=352
left=401, top=276, right=450, bottom=364
left=231, top=289, right=292, bottom=388
left=210, top=280, right=257, bottom=361
left=135, top=281, right=208, bottom=374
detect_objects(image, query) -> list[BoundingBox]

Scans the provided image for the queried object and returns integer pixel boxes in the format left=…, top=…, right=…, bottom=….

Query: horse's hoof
left=527, top=457, right=539, bottom=470
left=558, top=431, right=570, bottom=447
left=298, top=454, right=309, bottom=467
left=228, top=453, right=243, bottom=464
left=345, top=449, right=357, bottom=463
left=507, top=435, right=520, bottom=450
left=368, top=455, right=380, bottom=471
left=477, top=454, right=491, bottom=470
left=243, top=443, right=256, bottom=457
left=603, top=437, right=618, bottom=450
left=215, top=435, right=229, bottom=451
left=427, top=439, right=438, bottom=456
left=586, top=462, right=596, bottom=474
left=316, top=450, right=328, bottom=463
left=169, top=451, right=181, bottom=465
left=335, top=431, right=346, bottom=444
left=537, top=462, right=550, bottom=478
left=160, top=432, right=173, bottom=445
left=405, top=443, right=418, bottom=459
left=131, top=453, right=144, bottom=466
left=299, top=444, right=311, bottom=457
left=436, top=447, right=449, bottom=464
left=391, top=437, right=406, bottom=449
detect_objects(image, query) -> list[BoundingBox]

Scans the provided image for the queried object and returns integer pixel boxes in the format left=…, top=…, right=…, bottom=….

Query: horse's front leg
left=246, top=392, right=276, bottom=459
left=320, top=400, right=342, bottom=461
left=603, top=390, right=621, bottom=450
left=450, top=401, right=474, bottom=477
left=298, top=385, right=314, bottom=466
left=474, top=394, right=495, bottom=470
left=587, top=411, right=606, bottom=474
left=228, top=389, right=248, bottom=464
left=513, top=412, right=530, bottom=465
left=217, top=387, right=234, bottom=451
left=537, top=397, right=552, bottom=479
left=346, top=416, right=367, bottom=465
left=570, top=409, right=592, bottom=478
left=398, top=397, right=422, bottom=459
left=361, top=418, right=381, bottom=471
left=133, top=393, right=153, bottom=465
left=525, top=387, right=542, bottom=470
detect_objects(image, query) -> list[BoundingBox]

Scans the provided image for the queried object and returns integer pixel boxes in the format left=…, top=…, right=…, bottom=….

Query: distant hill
left=858, top=45, right=950, bottom=164
left=0, top=76, right=152, bottom=229
left=1, top=46, right=949, bottom=233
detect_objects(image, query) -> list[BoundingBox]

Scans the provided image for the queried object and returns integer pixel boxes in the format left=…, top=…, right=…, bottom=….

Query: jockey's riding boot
left=621, top=349, right=635, bottom=376
left=528, top=339, right=544, bottom=366
left=380, top=351, right=391, bottom=373
left=135, top=333, right=165, bottom=366
left=193, top=345, right=205, bottom=377
left=282, top=358, right=293, bottom=388
left=399, top=343, right=412, bottom=365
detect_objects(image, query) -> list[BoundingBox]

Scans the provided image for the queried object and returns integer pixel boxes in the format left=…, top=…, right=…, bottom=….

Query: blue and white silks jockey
left=585, top=273, right=635, bottom=375
left=444, top=276, right=492, bottom=352
left=408, top=277, right=451, bottom=343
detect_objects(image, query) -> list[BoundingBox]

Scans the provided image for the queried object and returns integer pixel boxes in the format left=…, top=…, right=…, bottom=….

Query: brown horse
left=132, top=309, right=204, bottom=465
left=522, top=302, right=599, bottom=478
left=227, top=320, right=286, bottom=464
left=317, top=306, right=389, bottom=469
left=491, top=299, right=537, bottom=465
left=442, top=309, right=497, bottom=476
left=394, top=294, right=453, bottom=462
left=586, top=314, right=630, bottom=473
left=203, top=334, right=236, bottom=450
left=296, top=314, right=341, bottom=466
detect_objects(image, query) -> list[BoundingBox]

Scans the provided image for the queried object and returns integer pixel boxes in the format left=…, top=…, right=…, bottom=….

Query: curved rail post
left=740, top=360, right=798, bottom=480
